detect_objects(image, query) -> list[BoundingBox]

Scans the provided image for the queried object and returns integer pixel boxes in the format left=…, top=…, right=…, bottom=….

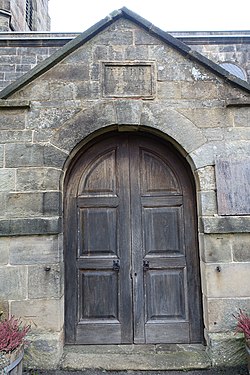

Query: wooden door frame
left=63, top=130, right=204, bottom=345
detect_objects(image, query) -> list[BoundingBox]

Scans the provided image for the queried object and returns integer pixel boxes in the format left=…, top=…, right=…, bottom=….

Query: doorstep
left=60, top=344, right=211, bottom=371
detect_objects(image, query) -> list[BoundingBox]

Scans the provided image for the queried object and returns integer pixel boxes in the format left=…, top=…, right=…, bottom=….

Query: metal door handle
left=143, top=260, right=149, bottom=271
left=113, top=260, right=120, bottom=271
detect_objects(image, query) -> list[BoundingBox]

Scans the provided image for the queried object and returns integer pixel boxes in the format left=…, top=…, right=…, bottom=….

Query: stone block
left=233, top=107, right=250, bottom=127
left=10, top=298, right=64, bottom=332
left=141, top=103, right=206, bottom=154
left=134, top=30, right=161, bottom=45
left=93, top=45, right=109, bottom=60
left=0, top=217, right=62, bottom=236
left=232, top=233, right=250, bottom=262
left=0, top=299, right=9, bottom=319
left=204, top=297, right=250, bottom=332
left=0, top=145, right=3, bottom=167
left=0, top=110, right=26, bottom=130
left=75, top=81, right=100, bottom=99
left=203, top=262, right=250, bottom=298
left=202, top=216, right=250, bottom=234
left=115, top=100, right=143, bottom=126
left=24, top=331, right=63, bottom=370
left=49, top=82, right=76, bottom=100
left=157, top=82, right=181, bottom=100
left=200, top=234, right=232, bottom=263
left=189, top=142, right=222, bottom=169
left=16, top=81, right=50, bottom=100
left=28, top=263, right=63, bottom=299
left=43, top=144, right=68, bottom=168
left=51, top=102, right=116, bottom=152
left=0, top=168, right=15, bottom=191
left=43, top=192, right=62, bottom=216
left=0, top=130, right=32, bottom=143
left=0, top=237, right=9, bottom=264
left=95, top=29, right=133, bottom=46
left=16, top=168, right=62, bottom=191
left=6, top=143, right=67, bottom=169
left=206, top=332, right=247, bottom=367
left=181, top=82, right=219, bottom=100
left=44, top=64, right=89, bottom=81
left=0, top=265, right=27, bottom=299
left=9, top=235, right=59, bottom=265
left=5, top=143, right=44, bottom=167
left=178, top=107, right=233, bottom=128
left=4, top=192, right=43, bottom=217
left=124, top=45, right=149, bottom=60
left=198, top=191, right=217, bottom=216
left=27, top=106, right=81, bottom=131
left=195, top=166, right=216, bottom=191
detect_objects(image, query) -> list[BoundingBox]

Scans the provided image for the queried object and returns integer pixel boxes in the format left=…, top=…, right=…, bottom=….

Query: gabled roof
left=0, top=7, right=250, bottom=99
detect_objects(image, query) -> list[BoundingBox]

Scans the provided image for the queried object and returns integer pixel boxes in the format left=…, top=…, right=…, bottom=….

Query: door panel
left=65, top=132, right=203, bottom=345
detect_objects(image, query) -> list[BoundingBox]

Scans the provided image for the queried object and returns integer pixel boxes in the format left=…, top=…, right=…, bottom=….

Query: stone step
left=60, top=344, right=211, bottom=371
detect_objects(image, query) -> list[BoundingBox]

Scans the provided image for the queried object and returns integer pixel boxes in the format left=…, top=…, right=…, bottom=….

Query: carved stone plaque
left=215, top=158, right=250, bottom=215
left=103, top=62, right=155, bottom=98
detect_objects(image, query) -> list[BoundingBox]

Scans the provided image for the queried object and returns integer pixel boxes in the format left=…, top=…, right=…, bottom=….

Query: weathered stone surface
left=202, top=262, right=250, bottom=298
left=27, top=105, right=81, bottom=131
left=202, top=216, right=250, bottom=233
left=0, top=145, right=3, bottom=167
left=157, top=82, right=181, bottom=100
left=11, top=298, right=64, bottom=331
left=232, top=233, right=250, bottom=262
left=115, top=99, right=143, bottom=125
left=75, top=81, right=100, bottom=99
left=0, top=217, right=62, bottom=236
left=44, top=63, right=90, bottom=81
left=198, top=191, right=217, bottom=216
left=0, top=237, right=9, bottom=264
left=204, top=297, right=250, bottom=332
left=0, top=299, right=9, bottom=318
left=0, top=130, right=32, bottom=142
left=0, top=265, right=27, bottom=299
left=0, top=169, right=15, bottom=191
left=61, top=344, right=211, bottom=370
left=206, top=332, right=247, bottom=367
left=16, top=168, right=62, bottom=191
left=180, top=82, right=219, bottom=100
left=1, top=192, right=61, bottom=217
left=196, top=166, right=216, bottom=191
left=141, top=103, right=206, bottom=153
left=200, top=234, right=232, bottom=263
left=51, top=102, right=117, bottom=152
left=9, top=235, right=59, bottom=265
left=124, top=45, right=149, bottom=60
left=24, top=331, right=63, bottom=370
left=233, top=107, right=250, bottom=127
left=0, top=110, right=26, bottom=130
left=178, top=108, right=233, bottom=127
left=5, top=143, right=68, bottom=168
left=28, top=263, right=63, bottom=299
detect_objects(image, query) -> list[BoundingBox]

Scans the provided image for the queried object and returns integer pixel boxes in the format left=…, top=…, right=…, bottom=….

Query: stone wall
left=0, top=14, right=249, bottom=370
left=0, top=0, right=50, bottom=31
left=0, top=31, right=249, bottom=92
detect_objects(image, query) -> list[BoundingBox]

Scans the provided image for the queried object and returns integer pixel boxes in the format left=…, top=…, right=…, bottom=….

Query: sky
left=48, top=0, right=250, bottom=33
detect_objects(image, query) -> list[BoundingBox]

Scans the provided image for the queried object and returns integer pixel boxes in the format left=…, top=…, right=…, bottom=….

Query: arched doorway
left=64, top=132, right=203, bottom=345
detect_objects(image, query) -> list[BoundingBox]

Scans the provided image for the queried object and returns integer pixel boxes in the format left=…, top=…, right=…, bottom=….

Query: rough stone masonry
left=0, top=7, right=249, bottom=371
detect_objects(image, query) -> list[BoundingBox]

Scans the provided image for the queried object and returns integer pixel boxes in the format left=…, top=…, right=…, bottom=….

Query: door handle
left=143, top=260, right=149, bottom=271
left=113, top=260, right=120, bottom=271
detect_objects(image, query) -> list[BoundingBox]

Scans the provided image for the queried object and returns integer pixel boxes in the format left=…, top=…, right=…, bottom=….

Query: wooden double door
left=65, top=133, right=203, bottom=345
